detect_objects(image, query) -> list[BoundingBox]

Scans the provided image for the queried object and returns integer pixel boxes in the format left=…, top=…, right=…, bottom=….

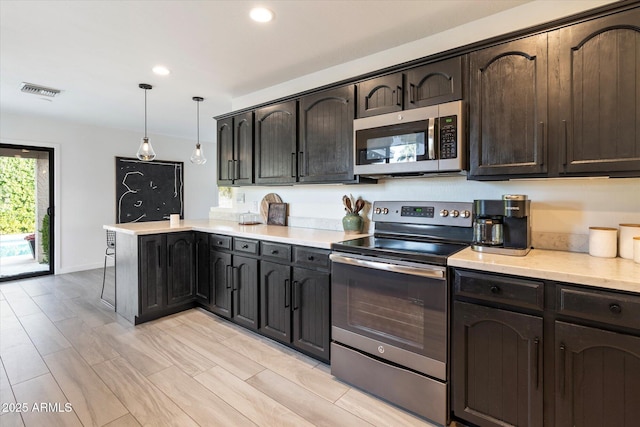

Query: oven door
left=330, top=253, right=447, bottom=380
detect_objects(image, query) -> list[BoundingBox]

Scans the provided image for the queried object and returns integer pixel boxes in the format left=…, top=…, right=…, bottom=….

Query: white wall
left=1, top=112, right=217, bottom=273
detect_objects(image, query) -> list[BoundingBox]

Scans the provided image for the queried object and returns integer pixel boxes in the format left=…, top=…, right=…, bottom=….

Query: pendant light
left=136, top=83, right=156, bottom=161
left=190, top=96, right=207, bottom=165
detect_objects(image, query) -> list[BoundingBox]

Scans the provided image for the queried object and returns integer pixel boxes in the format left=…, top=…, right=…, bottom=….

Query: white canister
left=634, top=237, right=640, bottom=264
left=589, top=227, right=618, bottom=258
left=619, top=224, right=640, bottom=259
left=169, top=213, right=180, bottom=227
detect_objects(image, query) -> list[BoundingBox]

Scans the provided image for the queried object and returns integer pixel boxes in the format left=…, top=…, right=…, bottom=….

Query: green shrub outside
left=0, top=157, right=36, bottom=234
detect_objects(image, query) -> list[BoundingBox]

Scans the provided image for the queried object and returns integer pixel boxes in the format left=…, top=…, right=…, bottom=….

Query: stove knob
left=374, top=207, right=381, bottom=215
left=451, top=210, right=460, bottom=218
left=461, top=210, right=471, bottom=218
left=440, top=209, right=449, bottom=217
left=382, top=208, right=389, bottom=215
left=397, top=114, right=403, bottom=121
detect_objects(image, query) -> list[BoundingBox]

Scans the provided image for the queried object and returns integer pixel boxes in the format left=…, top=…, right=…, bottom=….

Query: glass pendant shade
left=190, top=142, right=206, bottom=164
left=190, top=96, right=206, bottom=164
left=137, top=137, right=156, bottom=161
left=137, top=83, right=155, bottom=161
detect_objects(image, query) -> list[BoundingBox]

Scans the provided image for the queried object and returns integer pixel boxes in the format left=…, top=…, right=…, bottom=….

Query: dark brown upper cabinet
left=356, top=73, right=403, bottom=118
left=216, top=111, right=254, bottom=186
left=469, top=33, right=549, bottom=179
left=552, top=7, right=640, bottom=176
left=298, top=85, right=355, bottom=183
left=405, top=56, right=463, bottom=109
left=254, top=101, right=297, bottom=185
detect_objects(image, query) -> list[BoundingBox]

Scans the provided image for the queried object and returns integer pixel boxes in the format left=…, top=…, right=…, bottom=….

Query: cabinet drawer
left=454, top=269, right=544, bottom=311
left=293, top=246, right=331, bottom=270
left=210, top=234, right=231, bottom=250
left=234, top=238, right=259, bottom=255
left=557, top=285, right=640, bottom=330
left=261, top=241, right=291, bottom=262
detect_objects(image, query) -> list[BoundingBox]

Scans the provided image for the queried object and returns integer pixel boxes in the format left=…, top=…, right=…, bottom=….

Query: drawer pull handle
left=490, top=285, right=500, bottom=294
left=242, top=244, right=249, bottom=249
left=271, top=250, right=279, bottom=254
left=217, top=241, right=222, bottom=245
left=609, top=303, right=622, bottom=314
left=307, top=255, right=315, bottom=261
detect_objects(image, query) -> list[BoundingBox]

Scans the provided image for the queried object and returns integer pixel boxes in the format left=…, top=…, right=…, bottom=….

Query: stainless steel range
left=330, top=200, right=473, bottom=426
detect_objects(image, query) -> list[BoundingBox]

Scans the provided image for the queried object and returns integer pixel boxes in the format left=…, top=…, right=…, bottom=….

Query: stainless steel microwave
left=353, top=100, right=464, bottom=177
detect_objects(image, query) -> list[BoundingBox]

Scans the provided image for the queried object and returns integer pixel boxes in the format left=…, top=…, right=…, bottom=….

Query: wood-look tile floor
left=0, top=268, right=437, bottom=427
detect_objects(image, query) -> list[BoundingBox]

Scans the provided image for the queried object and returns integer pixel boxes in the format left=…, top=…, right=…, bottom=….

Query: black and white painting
left=115, top=157, right=184, bottom=223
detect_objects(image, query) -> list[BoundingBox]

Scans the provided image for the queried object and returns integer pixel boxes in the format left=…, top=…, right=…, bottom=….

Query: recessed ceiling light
left=152, top=65, right=171, bottom=76
left=250, top=7, right=274, bottom=23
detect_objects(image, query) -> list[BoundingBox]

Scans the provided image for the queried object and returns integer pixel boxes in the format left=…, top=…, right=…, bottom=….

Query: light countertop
left=104, top=219, right=369, bottom=249
left=449, top=247, right=640, bottom=295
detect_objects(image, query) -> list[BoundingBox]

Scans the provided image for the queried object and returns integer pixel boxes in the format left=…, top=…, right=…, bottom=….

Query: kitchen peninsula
left=104, top=219, right=368, bottom=362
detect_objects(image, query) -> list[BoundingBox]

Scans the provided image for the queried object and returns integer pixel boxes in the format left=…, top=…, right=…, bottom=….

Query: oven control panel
left=372, top=201, right=473, bottom=227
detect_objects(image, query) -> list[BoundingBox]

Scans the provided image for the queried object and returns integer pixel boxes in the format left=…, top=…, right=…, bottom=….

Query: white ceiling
left=0, top=0, right=532, bottom=142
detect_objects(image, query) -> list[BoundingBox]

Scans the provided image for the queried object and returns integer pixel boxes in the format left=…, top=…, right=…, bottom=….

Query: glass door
left=0, top=144, right=54, bottom=281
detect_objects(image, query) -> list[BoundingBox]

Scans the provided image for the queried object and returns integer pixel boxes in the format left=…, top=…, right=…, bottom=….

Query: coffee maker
left=472, top=194, right=532, bottom=256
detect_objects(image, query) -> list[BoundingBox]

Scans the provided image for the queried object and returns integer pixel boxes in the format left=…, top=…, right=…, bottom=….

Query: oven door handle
left=329, top=254, right=445, bottom=279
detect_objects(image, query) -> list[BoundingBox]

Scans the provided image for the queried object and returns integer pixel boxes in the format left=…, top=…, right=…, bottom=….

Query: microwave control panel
left=439, top=115, right=457, bottom=159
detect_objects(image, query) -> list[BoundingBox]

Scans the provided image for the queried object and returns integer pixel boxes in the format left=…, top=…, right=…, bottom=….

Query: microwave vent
left=20, top=82, right=61, bottom=98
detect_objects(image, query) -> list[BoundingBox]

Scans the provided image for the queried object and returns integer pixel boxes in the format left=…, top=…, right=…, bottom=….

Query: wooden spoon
left=354, top=198, right=365, bottom=214
left=343, top=195, right=352, bottom=213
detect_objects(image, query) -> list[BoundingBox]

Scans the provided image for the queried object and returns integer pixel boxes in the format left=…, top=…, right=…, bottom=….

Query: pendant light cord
left=144, top=88, right=147, bottom=138
left=196, top=99, right=200, bottom=145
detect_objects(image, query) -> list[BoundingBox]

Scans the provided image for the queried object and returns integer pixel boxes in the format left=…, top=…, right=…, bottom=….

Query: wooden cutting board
left=260, top=193, right=282, bottom=223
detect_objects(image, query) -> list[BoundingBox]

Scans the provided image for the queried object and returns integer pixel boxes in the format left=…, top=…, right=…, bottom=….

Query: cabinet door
left=255, top=101, right=297, bottom=184
left=469, top=34, right=548, bottom=178
left=166, top=232, right=195, bottom=306
left=292, top=267, right=330, bottom=361
left=555, top=8, right=640, bottom=175
left=194, top=232, right=210, bottom=305
left=139, top=234, right=166, bottom=315
left=405, top=56, right=463, bottom=109
left=259, top=260, right=292, bottom=342
left=232, top=255, right=259, bottom=330
left=356, top=73, right=403, bottom=118
left=210, top=249, right=232, bottom=318
left=453, top=301, right=543, bottom=427
left=216, top=117, right=234, bottom=185
left=234, top=111, right=254, bottom=185
left=555, top=321, right=640, bottom=427
left=298, top=85, right=355, bottom=183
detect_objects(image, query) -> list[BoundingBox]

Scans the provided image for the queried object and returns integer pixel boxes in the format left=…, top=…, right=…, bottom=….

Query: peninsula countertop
left=104, top=219, right=369, bottom=249
left=449, top=247, right=640, bottom=295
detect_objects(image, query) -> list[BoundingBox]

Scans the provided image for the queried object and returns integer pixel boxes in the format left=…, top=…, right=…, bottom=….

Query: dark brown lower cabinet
left=208, top=247, right=259, bottom=331
left=453, top=301, right=543, bottom=427
left=555, top=321, right=640, bottom=427
left=138, top=232, right=196, bottom=320
left=166, top=233, right=195, bottom=306
left=260, top=260, right=292, bottom=342
left=292, top=266, right=330, bottom=361
left=232, top=255, right=259, bottom=330
left=259, top=260, right=331, bottom=362
left=209, top=248, right=232, bottom=318
left=194, top=232, right=210, bottom=305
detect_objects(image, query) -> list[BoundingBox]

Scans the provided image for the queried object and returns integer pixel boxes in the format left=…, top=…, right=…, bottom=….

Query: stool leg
left=101, top=251, right=108, bottom=300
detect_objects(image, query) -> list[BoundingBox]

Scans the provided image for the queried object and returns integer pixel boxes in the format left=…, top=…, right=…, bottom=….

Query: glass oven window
left=332, top=261, right=446, bottom=362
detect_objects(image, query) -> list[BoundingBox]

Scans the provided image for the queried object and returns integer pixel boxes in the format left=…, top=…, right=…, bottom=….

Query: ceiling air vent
left=20, top=82, right=61, bottom=98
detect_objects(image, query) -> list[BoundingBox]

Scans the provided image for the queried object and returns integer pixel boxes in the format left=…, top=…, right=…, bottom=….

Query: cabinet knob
left=609, top=303, right=622, bottom=314
left=490, top=285, right=500, bottom=294
left=308, top=255, right=315, bottom=261
left=271, top=250, right=278, bottom=254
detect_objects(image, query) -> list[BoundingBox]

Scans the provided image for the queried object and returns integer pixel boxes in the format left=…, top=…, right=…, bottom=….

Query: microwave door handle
left=329, top=254, right=445, bottom=279
left=427, top=117, right=436, bottom=160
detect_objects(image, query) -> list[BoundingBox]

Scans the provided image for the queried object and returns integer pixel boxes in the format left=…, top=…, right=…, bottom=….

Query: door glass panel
left=0, top=144, right=53, bottom=281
